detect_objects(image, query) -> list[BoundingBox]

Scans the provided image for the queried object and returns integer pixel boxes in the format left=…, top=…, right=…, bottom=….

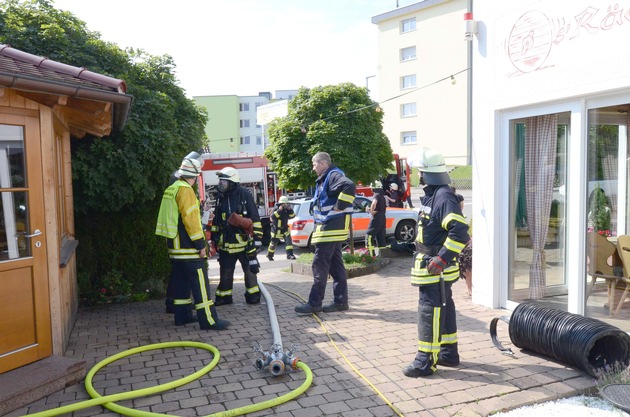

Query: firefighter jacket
left=270, top=204, right=295, bottom=237
left=311, top=165, right=356, bottom=244
left=156, top=180, right=206, bottom=260
left=411, top=184, right=469, bottom=286
left=210, top=185, right=263, bottom=253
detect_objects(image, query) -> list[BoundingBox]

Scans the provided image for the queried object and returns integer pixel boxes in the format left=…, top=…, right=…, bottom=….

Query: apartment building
left=194, top=90, right=298, bottom=154
left=372, top=0, right=468, bottom=166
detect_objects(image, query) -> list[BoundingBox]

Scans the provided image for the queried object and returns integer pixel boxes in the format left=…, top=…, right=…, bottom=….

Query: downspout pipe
left=254, top=281, right=300, bottom=376
left=466, top=0, right=473, bottom=166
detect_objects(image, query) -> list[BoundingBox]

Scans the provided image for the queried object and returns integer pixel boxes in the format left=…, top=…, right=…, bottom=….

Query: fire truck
left=355, top=154, right=412, bottom=206
left=200, top=153, right=300, bottom=246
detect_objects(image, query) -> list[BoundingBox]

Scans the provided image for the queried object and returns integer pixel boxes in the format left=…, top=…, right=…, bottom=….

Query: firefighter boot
left=286, top=249, right=296, bottom=260
left=199, top=305, right=230, bottom=331
left=402, top=351, right=436, bottom=378
left=174, top=303, right=197, bottom=326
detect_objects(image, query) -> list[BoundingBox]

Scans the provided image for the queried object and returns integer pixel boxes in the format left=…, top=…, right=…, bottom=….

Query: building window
left=240, top=136, right=250, bottom=145
left=401, top=103, right=417, bottom=117
left=255, top=102, right=265, bottom=108
left=401, top=131, right=417, bottom=144
left=239, top=103, right=250, bottom=112
left=256, top=136, right=262, bottom=145
left=401, top=18, right=416, bottom=33
left=401, top=74, right=416, bottom=89
left=240, top=119, right=250, bottom=128
left=401, top=46, right=416, bottom=62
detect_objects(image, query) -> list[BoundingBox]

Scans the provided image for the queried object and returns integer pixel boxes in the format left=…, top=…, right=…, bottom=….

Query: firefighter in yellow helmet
left=155, top=152, right=230, bottom=330
left=209, top=166, right=263, bottom=306
left=267, top=195, right=297, bottom=261
left=403, top=149, right=469, bottom=377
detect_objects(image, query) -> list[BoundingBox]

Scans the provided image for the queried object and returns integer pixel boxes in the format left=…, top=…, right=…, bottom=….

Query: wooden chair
left=586, top=231, right=618, bottom=300
left=609, top=235, right=630, bottom=316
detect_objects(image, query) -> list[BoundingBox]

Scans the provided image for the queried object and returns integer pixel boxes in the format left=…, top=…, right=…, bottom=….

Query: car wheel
left=395, top=220, right=417, bottom=242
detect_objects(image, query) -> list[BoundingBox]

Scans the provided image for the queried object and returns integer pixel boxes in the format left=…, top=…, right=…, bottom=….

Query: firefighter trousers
left=217, top=250, right=261, bottom=304
left=410, top=281, right=459, bottom=375
left=170, top=259, right=217, bottom=328
left=268, top=229, right=293, bottom=256
left=308, top=241, right=348, bottom=308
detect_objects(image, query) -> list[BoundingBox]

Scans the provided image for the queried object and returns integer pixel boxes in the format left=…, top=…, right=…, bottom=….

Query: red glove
left=227, top=212, right=254, bottom=237
left=427, top=256, right=447, bottom=275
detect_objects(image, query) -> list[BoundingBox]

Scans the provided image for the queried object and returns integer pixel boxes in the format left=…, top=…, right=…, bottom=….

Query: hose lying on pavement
left=491, top=302, right=630, bottom=377
left=25, top=341, right=313, bottom=417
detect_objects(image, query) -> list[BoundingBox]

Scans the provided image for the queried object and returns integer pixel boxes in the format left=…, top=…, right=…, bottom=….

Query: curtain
left=525, top=114, right=558, bottom=299
left=515, top=124, right=527, bottom=228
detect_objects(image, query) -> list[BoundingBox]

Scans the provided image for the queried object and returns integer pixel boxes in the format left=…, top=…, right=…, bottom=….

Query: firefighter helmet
left=417, top=149, right=450, bottom=186
left=216, top=167, right=240, bottom=183
left=177, top=151, right=203, bottom=178
left=278, top=196, right=289, bottom=204
left=390, top=183, right=399, bottom=190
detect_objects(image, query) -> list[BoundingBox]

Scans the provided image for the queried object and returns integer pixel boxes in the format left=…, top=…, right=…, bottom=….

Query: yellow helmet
left=278, top=196, right=289, bottom=204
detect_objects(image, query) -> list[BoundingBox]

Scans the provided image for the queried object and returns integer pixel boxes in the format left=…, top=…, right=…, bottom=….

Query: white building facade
left=372, top=0, right=469, bottom=166
left=473, top=0, right=630, bottom=330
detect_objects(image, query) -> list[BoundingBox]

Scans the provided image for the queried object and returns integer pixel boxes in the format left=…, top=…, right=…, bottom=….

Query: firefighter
left=210, top=167, right=263, bottom=305
left=295, top=152, right=356, bottom=315
left=267, top=196, right=296, bottom=261
left=403, top=148, right=469, bottom=377
left=155, top=152, right=230, bottom=331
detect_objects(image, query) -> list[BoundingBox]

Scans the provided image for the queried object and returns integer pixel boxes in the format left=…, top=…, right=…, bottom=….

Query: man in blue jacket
left=295, top=152, right=356, bottom=315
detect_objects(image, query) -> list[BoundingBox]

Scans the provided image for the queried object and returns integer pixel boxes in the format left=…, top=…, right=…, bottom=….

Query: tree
left=0, top=0, right=208, bottom=300
left=264, top=83, right=394, bottom=189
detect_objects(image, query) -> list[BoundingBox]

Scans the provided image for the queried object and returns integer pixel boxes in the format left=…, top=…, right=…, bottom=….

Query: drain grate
left=601, top=384, right=630, bottom=413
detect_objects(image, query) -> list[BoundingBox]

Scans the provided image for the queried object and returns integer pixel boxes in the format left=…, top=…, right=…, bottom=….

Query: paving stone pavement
left=7, top=255, right=596, bottom=417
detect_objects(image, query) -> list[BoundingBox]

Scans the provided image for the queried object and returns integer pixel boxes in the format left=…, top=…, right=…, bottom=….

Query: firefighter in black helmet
left=403, top=149, right=470, bottom=377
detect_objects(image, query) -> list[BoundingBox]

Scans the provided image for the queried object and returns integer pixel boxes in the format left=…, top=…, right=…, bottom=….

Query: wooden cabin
left=0, top=44, right=132, bottom=412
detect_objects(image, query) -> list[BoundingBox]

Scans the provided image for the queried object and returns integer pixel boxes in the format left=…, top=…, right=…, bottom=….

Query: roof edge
left=0, top=44, right=127, bottom=93
left=371, top=0, right=452, bottom=24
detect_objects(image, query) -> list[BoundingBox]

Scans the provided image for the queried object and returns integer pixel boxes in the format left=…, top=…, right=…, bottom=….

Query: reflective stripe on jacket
left=411, top=185, right=469, bottom=286
left=158, top=180, right=206, bottom=260
left=311, top=166, right=356, bottom=244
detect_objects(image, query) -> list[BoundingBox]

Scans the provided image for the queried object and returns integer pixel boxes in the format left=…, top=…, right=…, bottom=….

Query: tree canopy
left=0, top=0, right=207, bottom=213
left=264, top=83, right=394, bottom=189
left=0, top=0, right=208, bottom=293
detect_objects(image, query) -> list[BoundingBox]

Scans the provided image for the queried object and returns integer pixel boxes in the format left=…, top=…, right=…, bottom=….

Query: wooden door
left=0, top=113, right=51, bottom=373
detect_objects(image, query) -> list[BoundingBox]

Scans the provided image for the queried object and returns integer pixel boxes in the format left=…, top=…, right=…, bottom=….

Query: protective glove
left=248, top=256, right=260, bottom=274
left=227, top=212, right=254, bottom=237
left=246, top=240, right=260, bottom=274
left=427, top=256, right=447, bottom=275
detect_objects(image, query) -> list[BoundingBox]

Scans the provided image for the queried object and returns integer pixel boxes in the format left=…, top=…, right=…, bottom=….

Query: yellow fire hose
left=26, top=341, right=312, bottom=417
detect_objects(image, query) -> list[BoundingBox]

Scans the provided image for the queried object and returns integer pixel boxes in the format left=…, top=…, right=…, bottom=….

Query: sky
left=52, top=0, right=418, bottom=99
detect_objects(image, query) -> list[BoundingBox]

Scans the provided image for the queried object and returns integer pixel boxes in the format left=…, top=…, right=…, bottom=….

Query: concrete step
left=0, top=356, right=86, bottom=416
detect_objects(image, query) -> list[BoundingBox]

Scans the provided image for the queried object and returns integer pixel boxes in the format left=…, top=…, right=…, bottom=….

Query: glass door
left=509, top=112, right=569, bottom=310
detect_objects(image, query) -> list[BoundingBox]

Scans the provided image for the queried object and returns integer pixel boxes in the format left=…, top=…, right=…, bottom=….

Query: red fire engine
left=355, top=154, right=412, bottom=206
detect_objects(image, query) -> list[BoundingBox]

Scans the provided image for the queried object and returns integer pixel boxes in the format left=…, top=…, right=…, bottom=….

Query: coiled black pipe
left=499, top=303, right=630, bottom=377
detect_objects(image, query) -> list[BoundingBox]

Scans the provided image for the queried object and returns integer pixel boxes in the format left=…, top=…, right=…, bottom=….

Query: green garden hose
left=26, top=341, right=312, bottom=417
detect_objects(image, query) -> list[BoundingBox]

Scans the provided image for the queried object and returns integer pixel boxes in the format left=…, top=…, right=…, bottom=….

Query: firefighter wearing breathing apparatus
left=210, top=166, right=263, bottom=306
left=403, top=149, right=469, bottom=378
left=267, top=196, right=296, bottom=261
left=155, top=152, right=230, bottom=331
